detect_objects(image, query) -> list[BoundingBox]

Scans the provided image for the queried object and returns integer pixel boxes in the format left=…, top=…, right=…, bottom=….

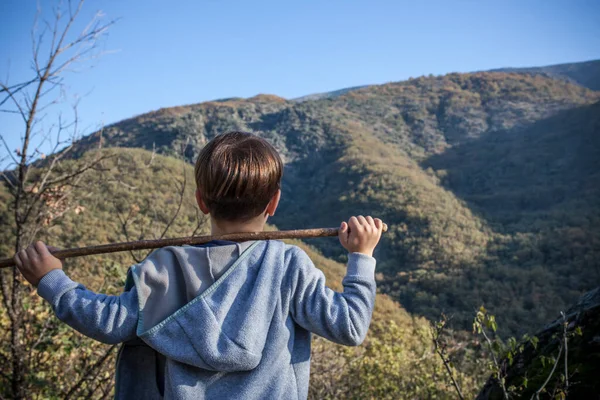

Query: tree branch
left=431, top=315, right=465, bottom=400
left=531, top=344, right=563, bottom=400
left=63, top=344, right=117, bottom=400
left=479, top=326, right=509, bottom=400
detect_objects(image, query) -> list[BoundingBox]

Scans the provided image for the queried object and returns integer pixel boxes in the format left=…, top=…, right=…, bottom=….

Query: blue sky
left=1, top=0, right=599, bottom=161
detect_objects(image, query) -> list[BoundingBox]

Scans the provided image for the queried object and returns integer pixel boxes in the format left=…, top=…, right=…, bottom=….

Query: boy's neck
left=210, top=215, right=267, bottom=236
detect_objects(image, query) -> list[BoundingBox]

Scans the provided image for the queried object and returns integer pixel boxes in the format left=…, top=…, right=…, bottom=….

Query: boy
left=15, top=131, right=384, bottom=399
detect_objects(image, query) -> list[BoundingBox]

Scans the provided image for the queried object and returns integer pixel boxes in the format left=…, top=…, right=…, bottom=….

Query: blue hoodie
left=37, top=240, right=376, bottom=399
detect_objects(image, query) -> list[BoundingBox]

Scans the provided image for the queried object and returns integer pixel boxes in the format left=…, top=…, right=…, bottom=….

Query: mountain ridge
left=92, top=59, right=598, bottom=129
left=489, top=58, right=600, bottom=91
left=289, top=59, right=599, bottom=103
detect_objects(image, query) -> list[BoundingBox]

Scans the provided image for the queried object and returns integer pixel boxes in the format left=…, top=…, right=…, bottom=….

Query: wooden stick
left=0, top=224, right=388, bottom=269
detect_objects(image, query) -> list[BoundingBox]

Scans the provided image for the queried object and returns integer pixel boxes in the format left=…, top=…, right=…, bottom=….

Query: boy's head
left=194, top=131, right=283, bottom=222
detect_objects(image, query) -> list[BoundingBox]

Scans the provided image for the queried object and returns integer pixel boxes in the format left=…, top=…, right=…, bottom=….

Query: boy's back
left=15, top=131, right=384, bottom=399
left=113, top=239, right=375, bottom=399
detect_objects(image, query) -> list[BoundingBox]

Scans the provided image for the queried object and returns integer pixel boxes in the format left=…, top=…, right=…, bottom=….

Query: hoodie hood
left=129, top=240, right=285, bottom=372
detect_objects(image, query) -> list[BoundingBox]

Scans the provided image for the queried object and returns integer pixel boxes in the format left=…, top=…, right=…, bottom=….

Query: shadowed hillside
left=411, top=101, right=600, bottom=333
left=425, top=101, right=600, bottom=226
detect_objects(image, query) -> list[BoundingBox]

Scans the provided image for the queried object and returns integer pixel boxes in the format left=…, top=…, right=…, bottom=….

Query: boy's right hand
left=339, top=216, right=384, bottom=257
left=13, top=241, right=63, bottom=286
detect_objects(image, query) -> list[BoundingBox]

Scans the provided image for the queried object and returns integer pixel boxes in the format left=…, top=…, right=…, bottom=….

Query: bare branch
left=27, top=316, right=55, bottom=367
left=157, top=161, right=187, bottom=240
left=0, top=170, right=17, bottom=191
left=191, top=207, right=205, bottom=237
left=115, top=202, right=143, bottom=264
left=31, top=3, right=43, bottom=77
left=431, top=315, right=465, bottom=400
left=479, top=326, right=509, bottom=400
left=63, top=344, right=117, bottom=400
left=0, top=82, right=28, bottom=124
left=143, top=142, right=156, bottom=168
left=0, top=134, right=19, bottom=165
left=531, top=344, right=563, bottom=400
left=0, top=78, right=39, bottom=108
left=42, top=152, right=113, bottom=187
left=0, top=109, right=26, bottom=115
left=0, top=271, right=14, bottom=322
left=561, top=312, right=569, bottom=395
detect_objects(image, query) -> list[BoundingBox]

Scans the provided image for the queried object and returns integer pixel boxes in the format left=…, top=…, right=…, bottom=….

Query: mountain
left=67, top=70, right=600, bottom=337
left=3, top=60, right=600, bottom=397
left=490, top=59, right=600, bottom=91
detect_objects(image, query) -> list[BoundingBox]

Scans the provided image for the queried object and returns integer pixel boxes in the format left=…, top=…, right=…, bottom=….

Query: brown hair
left=194, top=131, right=283, bottom=221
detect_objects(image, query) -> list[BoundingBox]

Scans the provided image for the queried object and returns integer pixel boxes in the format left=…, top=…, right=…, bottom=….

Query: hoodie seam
left=138, top=241, right=262, bottom=337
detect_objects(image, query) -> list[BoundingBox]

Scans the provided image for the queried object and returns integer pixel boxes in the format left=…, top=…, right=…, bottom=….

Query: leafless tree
left=0, top=1, right=116, bottom=398
left=114, top=137, right=207, bottom=262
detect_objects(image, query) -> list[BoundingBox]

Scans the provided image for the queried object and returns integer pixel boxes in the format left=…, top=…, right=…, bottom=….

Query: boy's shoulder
left=276, top=242, right=313, bottom=269
left=258, top=240, right=312, bottom=267
left=275, top=241, right=307, bottom=257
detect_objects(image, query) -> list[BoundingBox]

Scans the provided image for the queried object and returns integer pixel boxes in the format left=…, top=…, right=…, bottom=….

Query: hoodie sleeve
left=37, top=269, right=138, bottom=344
left=287, top=247, right=376, bottom=346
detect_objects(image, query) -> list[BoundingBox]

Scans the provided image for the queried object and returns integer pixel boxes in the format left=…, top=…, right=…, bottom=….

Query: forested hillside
left=0, top=149, right=482, bottom=398
left=67, top=71, right=600, bottom=336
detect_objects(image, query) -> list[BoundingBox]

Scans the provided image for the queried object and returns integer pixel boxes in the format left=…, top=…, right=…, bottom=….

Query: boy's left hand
left=14, top=241, right=63, bottom=286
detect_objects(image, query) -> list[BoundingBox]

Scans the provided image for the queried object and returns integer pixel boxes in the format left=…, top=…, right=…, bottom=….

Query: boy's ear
left=265, top=189, right=281, bottom=217
left=195, top=189, right=210, bottom=215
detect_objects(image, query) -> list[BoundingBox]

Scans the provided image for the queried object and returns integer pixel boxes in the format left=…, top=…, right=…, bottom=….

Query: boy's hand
left=338, top=216, right=384, bottom=257
left=13, top=241, right=63, bottom=286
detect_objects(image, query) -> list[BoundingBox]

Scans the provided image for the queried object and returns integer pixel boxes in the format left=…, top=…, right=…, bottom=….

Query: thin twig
left=561, top=312, right=569, bottom=395
left=63, top=345, right=117, bottom=400
left=431, top=316, right=465, bottom=400
left=532, top=344, right=563, bottom=400
left=480, top=327, right=509, bottom=400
